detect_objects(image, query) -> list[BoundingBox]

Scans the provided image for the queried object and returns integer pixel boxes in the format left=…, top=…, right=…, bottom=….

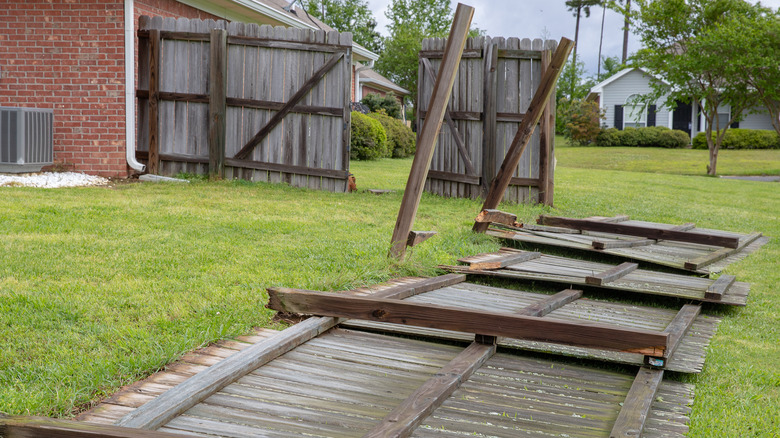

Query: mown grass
left=1, top=153, right=778, bottom=436
left=556, top=135, right=780, bottom=176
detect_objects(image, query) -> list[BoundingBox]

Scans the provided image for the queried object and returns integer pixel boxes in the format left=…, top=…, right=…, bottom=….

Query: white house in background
left=587, top=67, right=776, bottom=139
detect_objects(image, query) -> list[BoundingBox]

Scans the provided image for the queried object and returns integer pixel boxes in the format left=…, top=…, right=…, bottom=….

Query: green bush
left=692, top=129, right=780, bottom=150
left=368, top=112, right=416, bottom=158
left=595, top=126, right=689, bottom=148
left=561, top=99, right=604, bottom=145
left=350, top=111, right=388, bottom=160
left=360, top=93, right=402, bottom=119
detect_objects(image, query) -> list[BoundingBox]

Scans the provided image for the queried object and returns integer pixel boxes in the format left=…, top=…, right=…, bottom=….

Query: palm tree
left=565, top=0, right=600, bottom=94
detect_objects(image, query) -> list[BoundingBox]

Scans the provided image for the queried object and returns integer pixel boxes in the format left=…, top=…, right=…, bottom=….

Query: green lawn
left=1, top=153, right=778, bottom=436
left=556, top=135, right=780, bottom=176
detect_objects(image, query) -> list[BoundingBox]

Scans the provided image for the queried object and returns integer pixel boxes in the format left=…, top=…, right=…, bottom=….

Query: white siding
left=740, top=107, right=776, bottom=131
left=599, top=69, right=670, bottom=129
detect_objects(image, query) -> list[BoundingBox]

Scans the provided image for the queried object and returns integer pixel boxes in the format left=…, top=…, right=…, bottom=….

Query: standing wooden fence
left=135, top=16, right=352, bottom=192
left=418, top=37, right=557, bottom=204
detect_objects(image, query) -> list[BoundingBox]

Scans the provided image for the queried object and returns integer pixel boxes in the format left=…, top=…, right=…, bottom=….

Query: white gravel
left=0, top=172, right=110, bottom=188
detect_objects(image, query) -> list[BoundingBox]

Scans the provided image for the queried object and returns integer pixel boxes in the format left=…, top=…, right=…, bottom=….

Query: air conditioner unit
left=0, top=106, right=54, bottom=173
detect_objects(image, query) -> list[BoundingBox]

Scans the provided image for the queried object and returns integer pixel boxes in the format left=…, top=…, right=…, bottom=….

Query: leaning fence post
left=208, top=28, right=227, bottom=179
left=389, top=3, right=475, bottom=259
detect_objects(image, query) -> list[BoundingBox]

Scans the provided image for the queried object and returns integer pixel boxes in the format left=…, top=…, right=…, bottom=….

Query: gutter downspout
left=125, top=0, right=145, bottom=173
left=354, top=60, right=374, bottom=103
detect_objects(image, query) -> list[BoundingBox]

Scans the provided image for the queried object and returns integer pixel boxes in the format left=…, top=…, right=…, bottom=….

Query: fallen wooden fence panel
left=70, top=277, right=695, bottom=438
left=484, top=216, right=767, bottom=274
left=343, top=279, right=718, bottom=373
left=446, top=247, right=751, bottom=305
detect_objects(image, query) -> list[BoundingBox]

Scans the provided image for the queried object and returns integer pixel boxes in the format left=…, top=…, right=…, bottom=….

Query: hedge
left=350, top=111, right=388, bottom=160
left=692, top=128, right=780, bottom=150
left=595, top=126, right=689, bottom=148
left=368, top=112, right=416, bottom=158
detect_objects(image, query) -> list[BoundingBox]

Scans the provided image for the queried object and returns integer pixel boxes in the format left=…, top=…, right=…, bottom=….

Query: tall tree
left=565, top=0, right=600, bottom=96
left=374, top=0, right=453, bottom=106
left=303, top=0, right=383, bottom=53
left=598, top=56, right=624, bottom=82
left=632, top=0, right=766, bottom=175
left=608, top=0, right=633, bottom=63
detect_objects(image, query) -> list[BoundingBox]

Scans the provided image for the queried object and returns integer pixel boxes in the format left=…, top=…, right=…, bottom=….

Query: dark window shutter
left=647, top=105, right=656, bottom=127
left=731, top=121, right=740, bottom=128
left=615, top=105, right=624, bottom=130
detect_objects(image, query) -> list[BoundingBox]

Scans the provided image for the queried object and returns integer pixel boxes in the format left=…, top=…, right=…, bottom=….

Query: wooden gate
left=418, top=37, right=557, bottom=204
left=135, top=16, right=352, bottom=192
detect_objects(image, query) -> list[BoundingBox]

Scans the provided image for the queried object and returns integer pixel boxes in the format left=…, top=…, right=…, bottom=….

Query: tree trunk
left=622, top=0, right=630, bottom=64
left=708, top=146, right=718, bottom=176
left=572, top=6, right=581, bottom=98
left=598, top=4, right=606, bottom=79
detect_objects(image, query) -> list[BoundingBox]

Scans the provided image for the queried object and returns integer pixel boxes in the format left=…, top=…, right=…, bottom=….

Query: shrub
left=350, top=111, right=388, bottom=160
left=368, top=112, right=416, bottom=158
left=692, top=129, right=780, bottom=150
left=595, top=128, right=622, bottom=146
left=559, top=98, right=605, bottom=145
left=360, top=93, right=402, bottom=119
left=595, top=126, right=689, bottom=148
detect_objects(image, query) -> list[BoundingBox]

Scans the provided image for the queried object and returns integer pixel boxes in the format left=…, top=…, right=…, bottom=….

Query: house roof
left=587, top=67, right=671, bottom=100
left=358, top=66, right=410, bottom=96
left=178, top=0, right=378, bottom=62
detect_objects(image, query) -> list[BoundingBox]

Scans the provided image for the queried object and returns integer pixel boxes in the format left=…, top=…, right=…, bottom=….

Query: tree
left=303, top=0, right=382, bottom=53
left=597, top=56, right=624, bottom=82
left=632, top=0, right=767, bottom=175
left=722, top=9, right=780, bottom=136
left=565, top=0, right=601, bottom=94
left=557, top=59, right=595, bottom=102
left=374, top=0, right=453, bottom=106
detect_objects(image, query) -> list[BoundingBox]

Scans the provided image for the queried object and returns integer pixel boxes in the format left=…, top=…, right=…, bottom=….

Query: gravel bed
left=0, top=172, right=110, bottom=188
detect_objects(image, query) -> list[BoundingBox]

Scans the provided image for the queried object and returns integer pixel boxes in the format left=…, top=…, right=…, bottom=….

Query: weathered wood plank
left=465, top=251, right=541, bottom=270
left=585, top=262, right=639, bottom=286
left=474, top=38, right=573, bottom=232
left=389, top=5, right=474, bottom=259
left=705, top=275, right=736, bottom=300
left=539, top=215, right=741, bottom=248
left=363, top=342, right=496, bottom=438
left=266, top=287, right=668, bottom=354
left=233, top=51, right=344, bottom=160
left=516, top=289, right=582, bottom=317
left=426, top=170, right=480, bottom=185
left=147, top=28, right=161, bottom=175
left=609, top=367, right=665, bottom=438
left=593, top=238, right=656, bottom=249
left=663, top=304, right=701, bottom=360
left=0, top=414, right=195, bottom=438
left=407, top=231, right=437, bottom=247
left=370, top=274, right=466, bottom=300
left=474, top=209, right=517, bottom=226
left=684, top=232, right=761, bottom=270
left=421, top=57, right=476, bottom=176
left=207, top=29, right=227, bottom=178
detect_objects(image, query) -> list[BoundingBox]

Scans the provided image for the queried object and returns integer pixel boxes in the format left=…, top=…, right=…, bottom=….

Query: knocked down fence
left=136, top=16, right=352, bottom=192
left=418, top=36, right=557, bottom=204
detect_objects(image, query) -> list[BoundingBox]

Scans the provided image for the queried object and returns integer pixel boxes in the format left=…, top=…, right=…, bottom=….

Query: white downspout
left=354, top=60, right=374, bottom=103
left=125, top=0, right=145, bottom=172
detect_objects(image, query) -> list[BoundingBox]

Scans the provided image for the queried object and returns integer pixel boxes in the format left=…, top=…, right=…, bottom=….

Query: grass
left=556, top=135, right=780, bottom=176
left=1, top=150, right=778, bottom=435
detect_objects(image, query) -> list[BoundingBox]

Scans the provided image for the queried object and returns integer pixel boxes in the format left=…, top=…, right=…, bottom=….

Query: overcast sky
left=364, top=0, right=780, bottom=78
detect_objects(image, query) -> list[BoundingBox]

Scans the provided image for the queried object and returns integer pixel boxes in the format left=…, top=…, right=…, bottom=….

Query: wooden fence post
left=480, top=41, right=498, bottom=198
left=539, top=47, right=554, bottom=206
left=389, top=3, right=475, bottom=259
left=147, top=28, right=161, bottom=175
left=473, top=37, right=573, bottom=233
left=208, top=28, right=227, bottom=179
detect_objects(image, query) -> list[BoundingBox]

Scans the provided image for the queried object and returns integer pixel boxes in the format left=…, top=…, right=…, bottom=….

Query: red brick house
left=0, top=0, right=379, bottom=177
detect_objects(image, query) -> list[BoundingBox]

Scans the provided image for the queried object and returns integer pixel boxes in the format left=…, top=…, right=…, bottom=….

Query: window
left=716, top=104, right=731, bottom=129
left=624, top=94, right=646, bottom=128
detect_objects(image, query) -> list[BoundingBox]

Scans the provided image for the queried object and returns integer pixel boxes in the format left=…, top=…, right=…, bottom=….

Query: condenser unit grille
left=0, top=106, right=54, bottom=173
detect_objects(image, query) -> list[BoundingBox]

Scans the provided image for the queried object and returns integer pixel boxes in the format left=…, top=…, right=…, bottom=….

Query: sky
left=364, top=0, right=780, bottom=79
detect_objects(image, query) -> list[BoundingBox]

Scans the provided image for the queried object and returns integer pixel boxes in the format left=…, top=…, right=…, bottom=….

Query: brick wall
left=0, top=0, right=217, bottom=177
